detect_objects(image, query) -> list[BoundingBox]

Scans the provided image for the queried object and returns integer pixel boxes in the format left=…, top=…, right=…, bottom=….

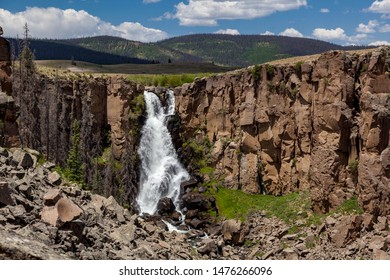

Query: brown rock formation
left=175, top=47, right=390, bottom=215
left=13, top=76, right=144, bottom=163
left=7, top=43, right=390, bottom=216
left=0, top=36, right=11, bottom=93
left=11, top=74, right=143, bottom=207
left=0, top=35, right=17, bottom=147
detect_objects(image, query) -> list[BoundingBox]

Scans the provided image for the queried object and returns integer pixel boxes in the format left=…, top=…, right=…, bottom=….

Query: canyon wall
left=11, top=72, right=145, bottom=209
left=0, top=37, right=18, bottom=147
left=2, top=40, right=389, bottom=216
left=175, top=48, right=390, bottom=216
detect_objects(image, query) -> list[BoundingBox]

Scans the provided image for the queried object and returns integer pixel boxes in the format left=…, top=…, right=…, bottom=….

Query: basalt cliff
left=0, top=35, right=389, bottom=259
left=176, top=48, right=390, bottom=216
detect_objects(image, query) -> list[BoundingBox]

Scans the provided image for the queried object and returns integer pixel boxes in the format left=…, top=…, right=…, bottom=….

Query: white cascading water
left=136, top=90, right=189, bottom=215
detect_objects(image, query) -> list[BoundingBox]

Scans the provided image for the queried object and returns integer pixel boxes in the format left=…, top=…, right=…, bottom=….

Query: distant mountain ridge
left=8, top=34, right=368, bottom=67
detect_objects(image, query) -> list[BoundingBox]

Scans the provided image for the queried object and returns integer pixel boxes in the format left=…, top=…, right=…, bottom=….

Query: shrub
left=265, top=64, right=275, bottom=79
left=252, top=64, right=261, bottom=83
left=294, top=61, right=303, bottom=77
left=348, top=159, right=359, bottom=175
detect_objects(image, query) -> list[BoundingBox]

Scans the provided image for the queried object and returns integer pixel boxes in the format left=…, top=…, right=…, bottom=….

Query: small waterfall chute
left=136, top=90, right=189, bottom=215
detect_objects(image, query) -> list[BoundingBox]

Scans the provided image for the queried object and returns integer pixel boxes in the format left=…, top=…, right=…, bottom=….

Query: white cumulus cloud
left=368, top=0, right=390, bottom=14
left=379, top=24, right=390, bottom=32
left=279, top=28, right=304, bottom=38
left=320, top=8, right=330, bottom=13
left=114, top=22, right=168, bottom=42
left=312, top=27, right=368, bottom=44
left=312, top=27, right=348, bottom=41
left=0, top=7, right=168, bottom=42
left=173, top=0, right=307, bottom=26
left=369, top=40, right=390, bottom=46
left=356, top=20, right=378, bottom=33
left=214, top=28, right=240, bottom=35
left=261, top=31, right=275, bottom=35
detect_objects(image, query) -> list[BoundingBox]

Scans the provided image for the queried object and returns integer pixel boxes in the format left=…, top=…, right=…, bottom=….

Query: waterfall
left=136, top=90, right=189, bottom=215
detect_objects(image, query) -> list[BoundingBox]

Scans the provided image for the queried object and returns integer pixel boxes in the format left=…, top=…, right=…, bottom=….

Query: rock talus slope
left=0, top=147, right=389, bottom=260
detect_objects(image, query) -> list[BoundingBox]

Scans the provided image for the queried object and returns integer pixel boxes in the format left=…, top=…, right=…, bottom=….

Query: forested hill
left=157, top=34, right=358, bottom=66
left=8, top=38, right=154, bottom=65
left=8, top=34, right=368, bottom=67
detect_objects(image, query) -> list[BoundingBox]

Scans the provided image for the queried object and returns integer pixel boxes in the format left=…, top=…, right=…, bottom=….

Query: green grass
left=214, top=188, right=364, bottom=226
left=200, top=166, right=215, bottom=176
left=36, top=60, right=227, bottom=87
left=305, top=196, right=364, bottom=226
left=214, top=188, right=311, bottom=222
left=36, top=60, right=235, bottom=75
left=126, top=73, right=214, bottom=87
left=335, top=196, right=363, bottom=215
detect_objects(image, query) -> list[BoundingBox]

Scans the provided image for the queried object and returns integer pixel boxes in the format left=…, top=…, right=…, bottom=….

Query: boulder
left=39, top=206, right=59, bottom=228
left=221, top=219, right=248, bottom=245
left=0, top=147, right=8, bottom=157
left=368, top=236, right=388, bottom=251
left=283, top=248, right=299, bottom=260
left=43, top=189, right=62, bottom=206
left=9, top=205, right=26, bottom=219
left=12, top=150, right=36, bottom=169
left=373, top=250, right=390, bottom=260
left=47, top=171, right=62, bottom=186
left=189, top=218, right=204, bottom=229
left=17, top=184, right=32, bottom=198
left=0, top=230, right=71, bottom=260
left=197, top=239, right=217, bottom=255
left=41, top=197, right=83, bottom=227
left=330, top=215, right=363, bottom=247
left=157, top=197, right=175, bottom=214
left=181, top=192, right=210, bottom=211
left=0, top=181, right=15, bottom=206
left=374, top=216, right=388, bottom=231
left=10, top=170, right=25, bottom=179
left=105, top=196, right=126, bottom=223
left=180, top=178, right=198, bottom=192
left=56, top=198, right=83, bottom=224
left=185, top=209, right=199, bottom=219
left=109, top=223, right=136, bottom=245
left=42, top=162, right=56, bottom=170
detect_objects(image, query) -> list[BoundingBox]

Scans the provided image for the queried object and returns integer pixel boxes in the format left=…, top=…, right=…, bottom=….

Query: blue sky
left=0, top=0, right=389, bottom=45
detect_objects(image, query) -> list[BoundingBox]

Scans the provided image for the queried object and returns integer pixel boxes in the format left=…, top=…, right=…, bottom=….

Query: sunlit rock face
left=175, top=47, right=390, bottom=215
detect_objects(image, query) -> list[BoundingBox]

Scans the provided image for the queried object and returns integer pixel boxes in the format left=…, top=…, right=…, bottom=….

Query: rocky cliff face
left=14, top=75, right=143, bottom=163
left=4, top=39, right=390, bottom=217
left=175, top=47, right=390, bottom=216
left=11, top=73, right=145, bottom=208
left=0, top=37, right=18, bottom=148
left=0, top=37, right=11, bottom=93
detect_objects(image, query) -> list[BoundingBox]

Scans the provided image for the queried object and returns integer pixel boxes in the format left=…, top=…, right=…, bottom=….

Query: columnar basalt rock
left=0, top=29, right=11, bottom=93
left=0, top=28, right=17, bottom=147
left=175, top=47, right=390, bottom=216
left=11, top=74, right=144, bottom=207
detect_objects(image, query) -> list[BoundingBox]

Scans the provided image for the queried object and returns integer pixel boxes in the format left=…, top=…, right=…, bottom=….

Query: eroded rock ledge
left=175, top=47, right=390, bottom=216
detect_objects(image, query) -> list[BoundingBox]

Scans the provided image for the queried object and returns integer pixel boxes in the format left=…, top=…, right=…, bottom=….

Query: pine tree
left=65, top=120, right=83, bottom=183
left=16, top=23, right=39, bottom=149
left=20, top=23, right=35, bottom=76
